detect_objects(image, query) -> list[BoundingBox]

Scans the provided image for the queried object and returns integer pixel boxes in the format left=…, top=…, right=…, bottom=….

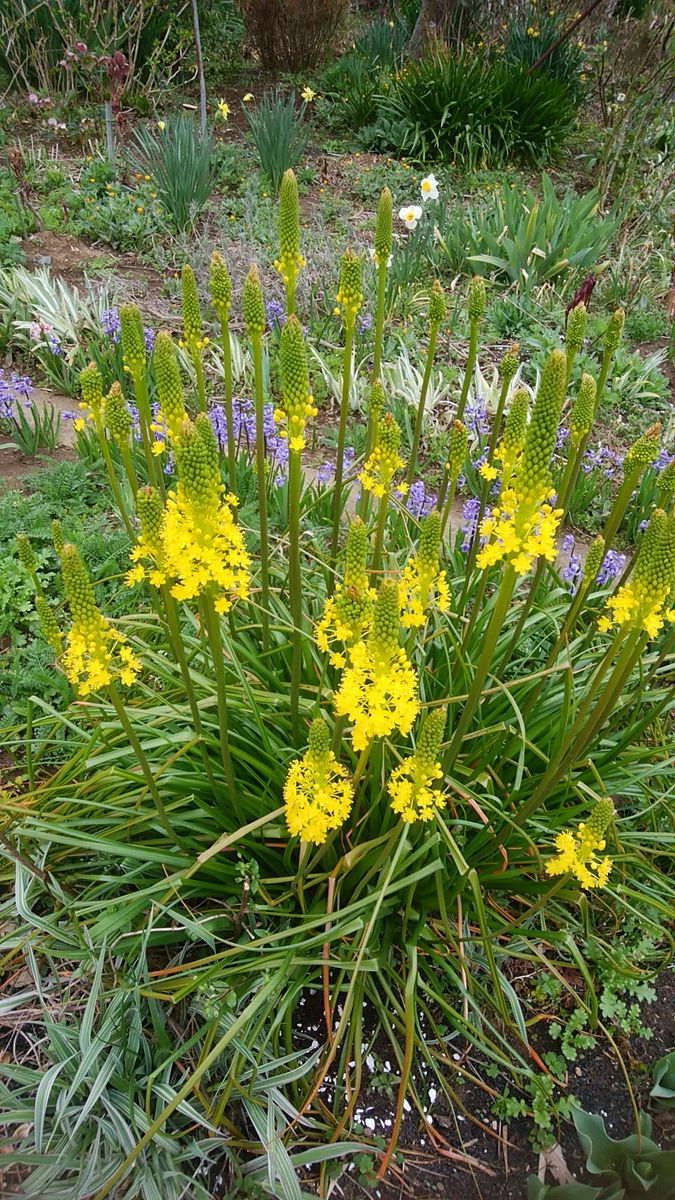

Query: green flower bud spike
left=388, top=707, right=446, bottom=823
left=368, top=380, right=386, bottom=427
left=516, top=348, right=567, bottom=509
left=372, top=187, right=393, bottom=384
left=370, top=578, right=402, bottom=660
left=180, top=264, right=208, bottom=412
left=275, top=169, right=304, bottom=316
left=153, top=331, right=186, bottom=441
left=596, top=308, right=624, bottom=407
left=657, top=459, right=675, bottom=508
left=457, top=277, right=486, bottom=425
left=308, top=717, right=330, bottom=761
left=558, top=371, right=598, bottom=515
left=16, top=532, right=37, bottom=579
left=439, top=420, right=468, bottom=537
left=104, top=382, right=138, bottom=495
left=500, top=343, right=519, bottom=386
left=210, top=251, right=236, bottom=493
left=81, top=360, right=136, bottom=537
left=407, top=279, right=445, bottom=487
left=586, top=798, right=614, bottom=840
left=137, top=486, right=165, bottom=561
left=344, top=517, right=369, bottom=594
left=35, top=594, right=63, bottom=656
left=582, top=536, right=605, bottom=589
left=330, top=250, right=363, bottom=577
left=120, top=304, right=146, bottom=377
left=243, top=263, right=266, bottom=339
left=335, top=248, right=363, bottom=326
left=209, top=250, right=232, bottom=320
left=120, top=303, right=162, bottom=491
left=51, top=519, right=64, bottom=556
left=569, top=373, right=597, bottom=446
left=79, top=361, right=104, bottom=422
left=600, top=424, right=661, bottom=569
left=623, top=422, right=660, bottom=475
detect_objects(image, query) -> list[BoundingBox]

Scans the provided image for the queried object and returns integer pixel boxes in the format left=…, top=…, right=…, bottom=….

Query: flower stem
left=252, top=335, right=270, bottom=648
left=219, top=314, right=237, bottom=495
left=107, top=682, right=178, bottom=843
left=444, top=565, right=517, bottom=772
left=440, top=466, right=461, bottom=541
left=132, top=370, right=164, bottom=496
left=288, top=448, right=303, bottom=743
left=372, top=259, right=387, bottom=382
left=460, top=372, right=512, bottom=591
left=192, top=347, right=207, bottom=413
left=456, top=317, right=479, bottom=425
left=329, top=318, right=355, bottom=585
left=406, top=323, right=438, bottom=488
left=95, top=418, right=135, bottom=541
left=162, top=585, right=218, bottom=796
left=201, top=596, right=238, bottom=816
left=370, top=494, right=388, bottom=585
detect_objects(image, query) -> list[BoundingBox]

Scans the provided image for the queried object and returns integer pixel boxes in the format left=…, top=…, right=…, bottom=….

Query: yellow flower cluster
left=284, top=720, right=353, bottom=844
left=388, top=710, right=446, bottom=822
left=359, top=413, right=407, bottom=500
left=60, top=543, right=140, bottom=697
left=63, top=614, right=141, bottom=696
left=545, top=812, right=613, bottom=890
left=315, top=517, right=374, bottom=667
left=477, top=489, right=562, bottom=574
left=598, top=509, right=675, bottom=640
left=126, top=417, right=250, bottom=615
left=315, top=589, right=374, bottom=668
left=398, top=512, right=449, bottom=629
left=333, top=581, right=418, bottom=751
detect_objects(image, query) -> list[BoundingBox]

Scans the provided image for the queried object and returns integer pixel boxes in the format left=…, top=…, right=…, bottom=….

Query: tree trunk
left=405, top=0, right=459, bottom=59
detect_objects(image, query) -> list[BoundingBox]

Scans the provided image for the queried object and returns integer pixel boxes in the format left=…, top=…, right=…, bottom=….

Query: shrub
left=243, top=89, right=311, bottom=193
left=502, top=5, right=586, bottom=102
left=128, top=116, right=223, bottom=233
left=237, top=0, right=348, bottom=70
left=4, top=181, right=674, bottom=1194
left=360, top=49, right=576, bottom=167
left=0, top=0, right=174, bottom=94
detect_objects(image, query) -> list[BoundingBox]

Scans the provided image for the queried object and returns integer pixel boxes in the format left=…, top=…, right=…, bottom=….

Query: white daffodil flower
left=420, top=173, right=439, bottom=201
left=399, top=204, right=423, bottom=231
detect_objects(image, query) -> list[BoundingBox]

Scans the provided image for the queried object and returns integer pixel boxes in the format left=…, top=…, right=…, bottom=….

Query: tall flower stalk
left=406, top=280, right=445, bottom=488
left=275, top=169, right=304, bottom=317
left=180, top=265, right=208, bottom=412
left=79, top=363, right=135, bottom=540
left=278, top=315, right=316, bottom=740
left=456, top=276, right=486, bottom=424
left=243, top=264, right=270, bottom=647
left=329, top=248, right=363, bottom=580
left=371, top=186, right=392, bottom=385
left=209, top=251, right=236, bottom=492
left=120, top=303, right=162, bottom=492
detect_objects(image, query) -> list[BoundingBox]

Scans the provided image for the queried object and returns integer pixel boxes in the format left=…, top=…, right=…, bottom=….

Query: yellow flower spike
left=477, top=351, right=566, bottom=575
left=599, top=509, right=675, bottom=640
left=284, top=719, right=353, bottom=844
left=545, top=799, right=614, bottom=889
left=316, top=517, right=375, bottom=666
left=399, top=511, right=449, bottom=629
left=126, top=487, right=167, bottom=588
left=60, top=543, right=141, bottom=695
left=154, top=415, right=250, bottom=613
left=334, top=579, right=419, bottom=751
left=388, top=708, right=446, bottom=822
left=359, top=412, right=407, bottom=500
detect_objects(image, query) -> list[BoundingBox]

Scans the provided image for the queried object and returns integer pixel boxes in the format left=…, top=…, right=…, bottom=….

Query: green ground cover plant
left=1, top=174, right=674, bottom=1196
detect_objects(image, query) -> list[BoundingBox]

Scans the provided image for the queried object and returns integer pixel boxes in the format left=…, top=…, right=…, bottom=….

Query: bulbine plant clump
left=6, top=171, right=675, bottom=1195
